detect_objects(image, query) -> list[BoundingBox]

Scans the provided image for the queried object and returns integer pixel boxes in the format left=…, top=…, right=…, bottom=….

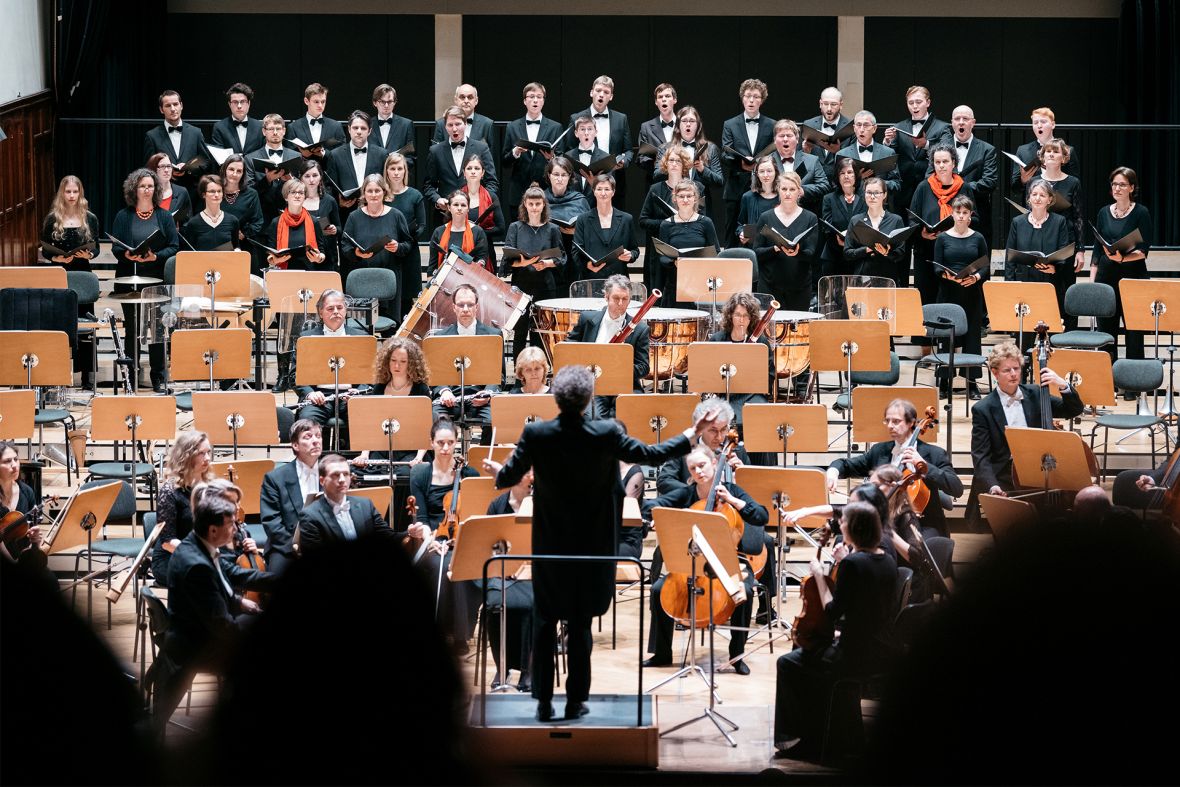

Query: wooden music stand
left=264, top=269, right=343, bottom=321
left=90, top=395, right=177, bottom=445
left=423, top=334, right=503, bottom=390
left=615, top=393, right=697, bottom=445
left=1007, top=426, right=1094, bottom=494
left=1120, top=279, right=1180, bottom=417
left=687, top=342, right=768, bottom=398
left=348, top=486, right=394, bottom=521
left=296, top=335, right=378, bottom=449
left=741, top=403, right=828, bottom=460
left=982, top=281, right=1062, bottom=336
left=170, top=328, right=252, bottom=387
left=490, top=394, right=557, bottom=444
left=457, top=476, right=501, bottom=523
left=0, top=389, right=36, bottom=442
left=175, top=251, right=252, bottom=299
left=211, top=458, right=274, bottom=516
left=1033, top=349, right=1114, bottom=408
left=0, top=331, right=73, bottom=388
left=809, top=320, right=891, bottom=460
left=552, top=341, right=633, bottom=396
left=0, top=266, right=67, bottom=289
left=851, top=386, right=940, bottom=444
left=978, top=493, right=1039, bottom=539
left=845, top=286, right=923, bottom=336
left=468, top=445, right=512, bottom=475
left=676, top=258, right=753, bottom=318
left=192, top=391, right=279, bottom=458
left=45, top=478, right=126, bottom=622
left=347, top=395, right=431, bottom=487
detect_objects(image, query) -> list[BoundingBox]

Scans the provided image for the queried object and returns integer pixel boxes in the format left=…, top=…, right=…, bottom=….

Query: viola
left=0, top=496, right=57, bottom=551
left=791, top=523, right=837, bottom=650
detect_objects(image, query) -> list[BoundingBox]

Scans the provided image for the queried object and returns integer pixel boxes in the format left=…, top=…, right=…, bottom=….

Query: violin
left=437, top=453, right=465, bottom=540
left=791, top=523, right=837, bottom=650
left=894, top=406, right=938, bottom=513
left=0, top=496, right=56, bottom=551
left=228, top=464, right=267, bottom=603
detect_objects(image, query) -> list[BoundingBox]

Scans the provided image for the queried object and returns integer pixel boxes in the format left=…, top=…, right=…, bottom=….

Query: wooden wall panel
left=0, top=91, right=55, bottom=266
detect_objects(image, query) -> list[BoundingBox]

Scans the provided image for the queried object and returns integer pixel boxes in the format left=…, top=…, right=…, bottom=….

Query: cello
left=893, top=406, right=939, bottom=513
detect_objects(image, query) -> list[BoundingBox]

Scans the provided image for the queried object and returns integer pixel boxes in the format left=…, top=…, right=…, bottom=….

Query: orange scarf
left=927, top=174, right=964, bottom=220
left=438, top=221, right=476, bottom=269
left=465, top=185, right=496, bottom=232
left=276, top=209, right=318, bottom=255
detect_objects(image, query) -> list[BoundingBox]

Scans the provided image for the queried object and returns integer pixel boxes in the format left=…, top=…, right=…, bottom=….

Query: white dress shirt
left=306, top=114, right=323, bottom=144
left=593, top=109, right=611, bottom=152
left=376, top=116, right=392, bottom=148
left=351, top=146, right=367, bottom=189
left=295, top=459, right=320, bottom=502
left=235, top=122, right=247, bottom=151
left=199, top=535, right=235, bottom=597
left=595, top=312, right=627, bottom=343
left=1000, top=387, right=1028, bottom=429
left=954, top=136, right=973, bottom=172
left=455, top=319, right=477, bottom=336
left=450, top=140, right=466, bottom=174
left=331, top=497, right=357, bottom=540
left=744, top=115, right=760, bottom=153
left=165, top=123, right=184, bottom=160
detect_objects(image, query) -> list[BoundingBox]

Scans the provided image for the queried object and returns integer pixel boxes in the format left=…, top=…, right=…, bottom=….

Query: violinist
left=483, top=468, right=536, bottom=692
left=297, top=455, right=392, bottom=554
left=152, top=432, right=215, bottom=587
left=642, top=447, right=767, bottom=675
left=708, top=293, right=771, bottom=424
left=353, top=337, right=431, bottom=474
left=967, top=342, right=1083, bottom=525
left=773, top=501, right=897, bottom=759
left=0, top=442, right=42, bottom=566
left=826, top=399, right=962, bottom=537
left=408, top=418, right=479, bottom=532
left=259, top=419, right=322, bottom=574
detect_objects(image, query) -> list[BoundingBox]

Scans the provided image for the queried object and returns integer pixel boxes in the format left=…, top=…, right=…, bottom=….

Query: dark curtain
left=1117, top=0, right=1179, bottom=247
left=53, top=0, right=111, bottom=111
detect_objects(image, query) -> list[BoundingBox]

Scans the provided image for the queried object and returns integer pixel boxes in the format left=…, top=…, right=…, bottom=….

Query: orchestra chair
left=140, top=585, right=213, bottom=722
left=832, top=352, right=900, bottom=413
left=1050, top=282, right=1116, bottom=351
left=895, top=536, right=955, bottom=647
left=1089, top=359, right=1166, bottom=480
left=911, top=303, right=991, bottom=415
left=66, top=271, right=101, bottom=389
left=344, top=268, right=398, bottom=335
left=276, top=405, right=295, bottom=444
left=821, top=566, right=912, bottom=766
left=69, top=479, right=140, bottom=629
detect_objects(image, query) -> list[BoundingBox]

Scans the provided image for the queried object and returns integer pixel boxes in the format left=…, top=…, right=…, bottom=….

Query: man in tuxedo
left=260, top=419, right=323, bottom=574
left=246, top=113, right=303, bottom=221
left=769, top=119, right=830, bottom=212
left=1011, top=105, right=1081, bottom=194
left=883, top=85, right=953, bottom=216
left=567, top=114, right=611, bottom=200
left=567, top=275, right=649, bottom=415
left=502, top=81, right=563, bottom=216
left=483, top=363, right=714, bottom=722
left=563, top=76, right=632, bottom=209
left=967, top=342, right=1083, bottom=528
left=933, top=105, right=998, bottom=244
left=297, top=454, right=392, bottom=555
left=431, top=283, right=501, bottom=436
left=836, top=111, right=902, bottom=199
left=423, top=106, right=499, bottom=214
left=155, top=484, right=275, bottom=726
left=292, top=289, right=370, bottom=425
left=369, top=83, right=414, bottom=170
left=143, top=90, right=208, bottom=189
left=211, top=82, right=263, bottom=155
left=637, top=83, right=678, bottom=183
left=325, top=110, right=387, bottom=211
left=801, top=86, right=853, bottom=182
left=431, top=83, right=494, bottom=145
left=286, top=82, right=346, bottom=159
left=827, top=398, right=963, bottom=538
left=721, top=78, right=776, bottom=243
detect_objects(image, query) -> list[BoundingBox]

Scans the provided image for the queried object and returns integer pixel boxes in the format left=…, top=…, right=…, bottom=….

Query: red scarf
left=438, top=221, right=478, bottom=269
left=927, top=174, right=964, bottom=220
left=276, top=208, right=318, bottom=263
left=465, top=185, right=496, bottom=232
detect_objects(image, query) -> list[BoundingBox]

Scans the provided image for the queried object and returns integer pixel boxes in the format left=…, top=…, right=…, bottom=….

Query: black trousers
left=533, top=614, right=593, bottom=704
left=647, top=570, right=755, bottom=661
left=774, top=645, right=837, bottom=745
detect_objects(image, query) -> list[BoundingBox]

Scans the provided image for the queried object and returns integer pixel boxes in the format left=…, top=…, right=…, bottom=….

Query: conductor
left=484, top=364, right=719, bottom=722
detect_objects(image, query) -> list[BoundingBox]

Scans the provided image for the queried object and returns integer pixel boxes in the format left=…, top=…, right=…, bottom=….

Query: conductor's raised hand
left=481, top=458, right=503, bottom=476
left=691, top=406, right=723, bottom=436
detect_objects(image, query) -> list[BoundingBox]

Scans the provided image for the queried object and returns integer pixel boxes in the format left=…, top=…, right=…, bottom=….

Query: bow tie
left=167, top=125, right=182, bottom=134
left=269, top=149, right=282, bottom=158
left=822, top=124, right=836, bottom=132
left=660, top=120, right=674, bottom=129
left=858, top=145, right=874, bottom=153
left=783, top=156, right=794, bottom=163
left=1004, top=392, right=1024, bottom=408
left=682, top=140, right=695, bottom=147
left=377, top=117, right=392, bottom=127
left=354, top=147, right=367, bottom=155
left=745, top=116, right=760, bottom=124
left=578, top=149, right=593, bottom=156
left=957, top=141, right=969, bottom=149
left=464, top=116, right=473, bottom=124
left=525, top=119, right=541, bottom=125
left=450, top=140, right=465, bottom=149
left=232, top=120, right=248, bottom=128
left=309, top=117, right=322, bottom=126
left=593, top=112, right=608, bottom=119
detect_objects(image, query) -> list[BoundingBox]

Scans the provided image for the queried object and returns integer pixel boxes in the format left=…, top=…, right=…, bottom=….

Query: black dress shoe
left=642, top=656, right=672, bottom=668
left=731, top=659, right=750, bottom=676
left=535, top=702, right=556, bottom=722
left=152, top=382, right=168, bottom=394
left=967, top=383, right=982, bottom=400
left=564, top=701, right=590, bottom=719
left=517, top=670, right=532, bottom=693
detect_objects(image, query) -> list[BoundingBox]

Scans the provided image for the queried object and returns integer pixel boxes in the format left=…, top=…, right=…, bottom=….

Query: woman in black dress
left=111, top=168, right=180, bottom=392
left=181, top=175, right=242, bottom=251
left=146, top=153, right=192, bottom=228
left=261, top=179, right=328, bottom=271
left=1033, top=139, right=1085, bottom=330
left=458, top=155, right=506, bottom=268
left=1091, top=166, right=1152, bottom=365
left=754, top=170, right=820, bottom=311
left=657, top=180, right=719, bottom=307
left=219, top=155, right=265, bottom=273
left=572, top=174, right=638, bottom=281
left=41, top=175, right=99, bottom=272
left=0, top=441, right=42, bottom=565
left=1006, top=178, right=1069, bottom=350
left=640, top=146, right=703, bottom=294
left=354, top=337, right=431, bottom=481
left=503, top=187, right=565, bottom=354
left=151, top=431, right=214, bottom=588
left=382, top=151, right=426, bottom=318
left=429, top=190, right=490, bottom=275
left=909, top=144, right=974, bottom=307
left=934, top=195, right=989, bottom=397
left=737, top=155, right=780, bottom=248
left=300, top=160, right=341, bottom=276
left=409, top=418, right=480, bottom=532
left=542, top=156, right=590, bottom=294
left=820, top=158, right=865, bottom=279
left=843, top=176, right=907, bottom=282
left=342, top=174, right=413, bottom=321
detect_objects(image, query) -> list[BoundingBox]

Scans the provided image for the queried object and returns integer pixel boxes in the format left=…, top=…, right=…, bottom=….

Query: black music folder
left=892, top=116, right=934, bottom=139
left=516, top=126, right=569, bottom=154
left=1002, top=150, right=1038, bottom=173
left=1047, top=191, right=1072, bottom=213
left=106, top=230, right=163, bottom=257
left=836, top=153, right=899, bottom=177
left=502, top=246, right=563, bottom=264
left=247, top=237, right=308, bottom=258
left=800, top=123, right=855, bottom=146
left=42, top=240, right=98, bottom=258
left=1005, top=196, right=1030, bottom=215
left=573, top=242, right=624, bottom=267
left=1005, top=243, right=1077, bottom=268
left=760, top=223, right=816, bottom=250
left=252, top=155, right=304, bottom=177
left=343, top=232, right=392, bottom=255
left=722, top=142, right=776, bottom=165
left=1088, top=224, right=1144, bottom=257
left=849, top=221, right=917, bottom=248
left=906, top=209, right=955, bottom=234
left=931, top=255, right=991, bottom=280
left=322, top=173, right=361, bottom=201
left=651, top=237, right=718, bottom=259
left=819, top=218, right=847, bottom=238
left=287, top=136, right=344, bottom=155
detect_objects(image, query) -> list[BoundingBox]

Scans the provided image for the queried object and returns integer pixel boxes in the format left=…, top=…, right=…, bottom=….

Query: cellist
left=826, top=399, right=962, bottom=537
left=642, top=446, right=767, bottom=675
